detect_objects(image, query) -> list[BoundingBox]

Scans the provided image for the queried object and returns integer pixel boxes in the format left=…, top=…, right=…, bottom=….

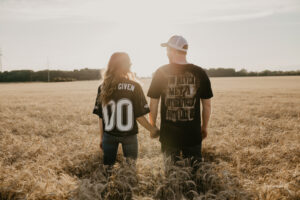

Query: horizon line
left=1, top=66, right=300, bottom=74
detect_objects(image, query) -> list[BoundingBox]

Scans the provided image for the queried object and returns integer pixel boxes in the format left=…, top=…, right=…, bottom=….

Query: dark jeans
left=161, top=142, right=202, bottom=165
left=102, top=132, right=138, bottom=165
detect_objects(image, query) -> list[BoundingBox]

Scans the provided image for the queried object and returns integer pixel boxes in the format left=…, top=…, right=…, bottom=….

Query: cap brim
left=160, top=43, right=188, bottom=52
left=160, top=43, right=168, bottom=47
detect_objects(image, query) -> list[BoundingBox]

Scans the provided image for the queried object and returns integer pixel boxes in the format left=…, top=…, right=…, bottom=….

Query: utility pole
left=0, top=48, right=2, bottom=72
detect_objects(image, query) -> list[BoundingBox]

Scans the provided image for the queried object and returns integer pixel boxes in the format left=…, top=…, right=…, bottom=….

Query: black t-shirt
left=93, top=78, right=150, bottom=136
left=147, top=64, right=213, bottom=147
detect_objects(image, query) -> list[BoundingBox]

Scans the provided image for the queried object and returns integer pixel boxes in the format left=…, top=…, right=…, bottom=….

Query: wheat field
left=0, top=76, right=299, bottom=200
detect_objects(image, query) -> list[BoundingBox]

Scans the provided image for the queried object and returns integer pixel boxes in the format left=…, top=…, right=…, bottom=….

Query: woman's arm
left=137, top=116, right=160, bottom=138
left=98, top=118, right=104, bottom=149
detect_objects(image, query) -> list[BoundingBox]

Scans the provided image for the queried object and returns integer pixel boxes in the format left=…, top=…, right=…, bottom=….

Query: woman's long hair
left=99, top=52, right=134, bottom=105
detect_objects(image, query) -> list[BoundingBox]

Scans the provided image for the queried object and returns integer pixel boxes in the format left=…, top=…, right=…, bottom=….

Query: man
left=147, top=35, right=213, bottom=164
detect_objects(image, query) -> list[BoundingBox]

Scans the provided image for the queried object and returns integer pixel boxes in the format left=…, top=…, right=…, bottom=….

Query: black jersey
left=93, top=78, right=150, bottom=136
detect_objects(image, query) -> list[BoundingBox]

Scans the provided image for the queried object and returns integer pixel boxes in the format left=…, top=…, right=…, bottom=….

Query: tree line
left=0, top=68, right=299, bottom=82
left=205, top=68, right=300, bottom=77
left=0, top=68, right=101, bottom=82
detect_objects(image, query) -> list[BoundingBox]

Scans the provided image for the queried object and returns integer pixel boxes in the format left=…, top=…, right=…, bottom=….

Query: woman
left=93, top=52, right=159, bottom=166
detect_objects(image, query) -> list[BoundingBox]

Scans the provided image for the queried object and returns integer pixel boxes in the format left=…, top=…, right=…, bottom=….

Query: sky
left=0, top=0, right=300, bottom=76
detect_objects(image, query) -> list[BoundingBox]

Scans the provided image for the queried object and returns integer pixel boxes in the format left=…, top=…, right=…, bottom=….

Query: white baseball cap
left=161, top=35, right=188, bottom=52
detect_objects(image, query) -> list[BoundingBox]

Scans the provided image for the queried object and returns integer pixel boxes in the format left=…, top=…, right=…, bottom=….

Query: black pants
left=161, top=142, right=202, bottom=164
left=102, top=132, right=138, bottom=166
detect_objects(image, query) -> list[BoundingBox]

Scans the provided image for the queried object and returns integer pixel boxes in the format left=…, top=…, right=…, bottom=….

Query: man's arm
left=201, top=98, right=212, bottom=140
left=149, top=98, right=159, bottom=127
left=98, top=118, right=104, bottom=149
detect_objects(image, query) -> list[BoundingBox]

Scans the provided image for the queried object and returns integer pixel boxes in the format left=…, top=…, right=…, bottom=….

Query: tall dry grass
left=0, top=77, right=299, bottom=200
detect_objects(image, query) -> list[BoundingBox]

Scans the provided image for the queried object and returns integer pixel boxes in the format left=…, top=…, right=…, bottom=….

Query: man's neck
left=170, top=57, right=188, bottom=65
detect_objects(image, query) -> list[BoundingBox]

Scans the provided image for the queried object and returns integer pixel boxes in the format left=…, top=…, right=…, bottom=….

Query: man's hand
left=150, top=126, right=160, bottom=138
left=201, top=128, right=208, bottom=140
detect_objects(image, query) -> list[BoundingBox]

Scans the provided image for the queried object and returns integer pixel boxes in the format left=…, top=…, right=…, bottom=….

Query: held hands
left=150, top=126, right=160, bottom=139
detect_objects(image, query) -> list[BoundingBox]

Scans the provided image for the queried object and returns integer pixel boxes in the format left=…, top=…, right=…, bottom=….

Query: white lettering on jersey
left=103, top=100, right=116, bottom=131
left=116, top=98, right=133, bottom=131
left=118, top=83, right=135, bottom=91
left=102, top=98, right=134, bottom=132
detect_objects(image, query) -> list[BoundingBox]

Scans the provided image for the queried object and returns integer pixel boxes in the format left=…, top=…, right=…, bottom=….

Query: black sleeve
left=134, top=83, right=150, bottom=118
left=92, top=86, right=103, bottom=118
left=147, top=68, right=164, bottom=99
left=199, top=70, right=213, bottom=99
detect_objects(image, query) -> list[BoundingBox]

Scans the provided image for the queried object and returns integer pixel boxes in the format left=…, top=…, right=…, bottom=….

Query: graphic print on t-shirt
left=165, top=72, right=197, bottom=122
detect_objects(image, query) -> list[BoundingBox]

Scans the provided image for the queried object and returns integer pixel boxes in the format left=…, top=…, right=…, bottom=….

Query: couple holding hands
left=93, top=35, right=213, bottom=166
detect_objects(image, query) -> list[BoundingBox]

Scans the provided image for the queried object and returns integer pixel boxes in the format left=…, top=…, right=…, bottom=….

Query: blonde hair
left=99, top=52, right=135, bottom=105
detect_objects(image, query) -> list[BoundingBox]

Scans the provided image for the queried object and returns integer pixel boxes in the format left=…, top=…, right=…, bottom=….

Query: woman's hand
left=99, top=137, right=103, bottom=150
left=137, top=116, right=160, bottom=138
left=98, top=118, right=103, bottom=150
left=150, top=126, right=160, bottom=138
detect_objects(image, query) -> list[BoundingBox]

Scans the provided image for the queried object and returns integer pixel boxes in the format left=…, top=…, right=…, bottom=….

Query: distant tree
left=236, top=69, right=248, bottom=76
left=205, top=68, right=236, bottom=77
